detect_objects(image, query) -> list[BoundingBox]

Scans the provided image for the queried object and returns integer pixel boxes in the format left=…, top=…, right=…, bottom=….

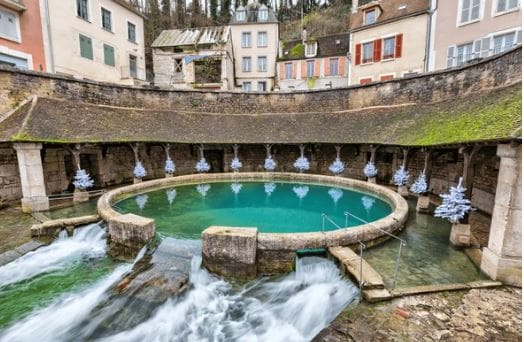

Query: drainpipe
left=424, top=0, right=438, bottom=72
left=42, top=0, right=55, bottom=73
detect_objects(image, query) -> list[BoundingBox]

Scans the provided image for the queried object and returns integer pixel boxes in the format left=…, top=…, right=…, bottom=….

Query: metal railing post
left=392, top=240, right=404, bottom=289
left=359, top=241, right=364, bottom=300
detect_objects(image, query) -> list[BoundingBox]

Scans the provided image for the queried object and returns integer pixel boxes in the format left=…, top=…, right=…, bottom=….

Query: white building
left=40, top=0, right=146, bottom=85
left=230, top=1, right=279, bottom=91
left=152, top=26, right=234, bottom=90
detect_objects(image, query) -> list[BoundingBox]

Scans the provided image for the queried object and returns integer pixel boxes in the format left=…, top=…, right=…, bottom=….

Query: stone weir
left=97, top=172, right=409, bottom=277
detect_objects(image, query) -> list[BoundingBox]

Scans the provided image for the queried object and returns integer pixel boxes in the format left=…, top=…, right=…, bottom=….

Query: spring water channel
left=1, top=181, right=398, bottom=341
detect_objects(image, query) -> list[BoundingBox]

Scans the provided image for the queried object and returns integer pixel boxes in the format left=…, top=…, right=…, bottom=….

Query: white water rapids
left=0, top=224, right=358, bottom=342
left=0, top=223, right=106, bottom=288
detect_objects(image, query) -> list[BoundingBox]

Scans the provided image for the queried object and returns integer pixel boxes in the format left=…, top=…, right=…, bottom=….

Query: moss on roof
left=0, top=84, right=520, bottom=147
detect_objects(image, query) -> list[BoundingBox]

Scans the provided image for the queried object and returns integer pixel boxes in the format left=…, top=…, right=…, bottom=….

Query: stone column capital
left=497, top=143, right=521, bottom=159
left=13, top=143, right=43, bottom=151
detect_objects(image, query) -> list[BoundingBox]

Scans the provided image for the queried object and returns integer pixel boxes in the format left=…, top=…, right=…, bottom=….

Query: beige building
left=230, top=1, right=279, bottom=91
left=430, top=0, right=521, bottom=71
left=349, top=0, right=430, bottom=85
left=40, top=0, right=146, bottom=85
left=152, top=26, right=234, bottom=90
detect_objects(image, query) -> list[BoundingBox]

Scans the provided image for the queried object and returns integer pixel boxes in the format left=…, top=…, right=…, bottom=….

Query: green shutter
left=79, top=34, right=93, bottom=60
left=104, top=44, right=115, bottom=66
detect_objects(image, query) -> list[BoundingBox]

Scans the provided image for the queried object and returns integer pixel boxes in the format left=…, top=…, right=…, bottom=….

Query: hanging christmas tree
left=230, top=144, right=242, bottom=172
left=434, top=177, right=473, bottom=223
left=363, top=161, right=378, bottom=178
left=393, top=166, right=410, bottom=186
left=73, top=168, right=94, bottom=190
left=329, top=146, right=345, bottom=175
left=165, top=157, right=176, bottom=174
left=264, top=144, right=277, bottom=171
left=195, top=145, right=210, bottom=173
left=134, top=161, right=147, bottom=179
left=410, top=172, right=428, bottom=194
left=294, top=145, right=310, bottom=173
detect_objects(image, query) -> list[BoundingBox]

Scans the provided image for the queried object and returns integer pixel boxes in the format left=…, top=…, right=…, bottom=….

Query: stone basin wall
left=98, top=172, right=409, bottom=272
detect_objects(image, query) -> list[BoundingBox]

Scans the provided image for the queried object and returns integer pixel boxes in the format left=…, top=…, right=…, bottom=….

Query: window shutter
left=301, top=60, right=306, bottom=79
left=315, top=60, right=321, bottom=77
left=355, top=43, right=362, bottom=65
left=373, top=39, right=382, bottom=62
left=447, top=46, right=455, bottom=67
left=473, top=39, right=481, bottom=58
left=395, top=34, right=403, bottom=58
left=292, top=62, right=297, bottom=79
left=324, top=58, right=330, bottom=76
left=280, top=63, right=285, bottom=80
left=480, top=37, right=491, bottom=57
left=339, top=57, right=345, bottom=75
left=517, top=30, right=522, bottom=45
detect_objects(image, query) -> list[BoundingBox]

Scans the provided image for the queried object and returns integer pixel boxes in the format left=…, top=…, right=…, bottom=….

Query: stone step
left=328, top=246, right=385, bottom=290
left=363, top=288, right=392, bottom=303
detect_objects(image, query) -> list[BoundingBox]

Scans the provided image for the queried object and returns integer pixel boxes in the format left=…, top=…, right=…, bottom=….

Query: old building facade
left=40, top=0, right=146, bottom=85
left=0, top=0, right=46, bottom=71
left=230, top=2, right=279, bottom=91
left=277, top=33, right=350, bottom=91
left=349, top=0, right=431, bottom=85
left=430, top=0, right=522, bottom=71
left=152, top=26, right=234, bottom=90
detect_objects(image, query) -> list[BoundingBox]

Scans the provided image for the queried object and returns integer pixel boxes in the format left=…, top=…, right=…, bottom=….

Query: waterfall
left=0, top=223, right=106, bottom=288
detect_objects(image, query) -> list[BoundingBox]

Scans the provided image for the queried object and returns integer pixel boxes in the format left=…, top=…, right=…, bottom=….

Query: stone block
left=21, top=196, right=49, bottom=213
left=416, top=196, right=430, bottom=213
left=397, top=185, right=409, bottom=197
left=108, top=213, right=155, bottom=249
left=367, top=177, right=376, bottom=184
left=202, top=226, right=257, bottom=280
left=449, top=223, right=471, bottom=248
left=73, top=189, right=89, bottom=203
left=256, top=249, right=296, bottom=275
left=480, top=247, right=522, bottom=287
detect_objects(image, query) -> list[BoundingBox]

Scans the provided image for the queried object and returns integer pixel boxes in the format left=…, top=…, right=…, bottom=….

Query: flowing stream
left=0, top=225, right=358, bottom=342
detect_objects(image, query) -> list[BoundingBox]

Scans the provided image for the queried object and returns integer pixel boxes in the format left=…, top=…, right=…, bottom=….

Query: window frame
left=76, top=0, right=90, bottom=21
left=127, top=21, right=137, bottom=44
left=257, top=31, right=268, bottom=47
left=382, top=36, right=396, bottom=60
left=306, top=59, right=315, bottom=78
left=236, top=9, right=246, bottom=21
left=457, top=0, right=483, bottom=26
left=364, top=8, right=377, bottom=25
left=329, top=58, right=339, bottom=76
left=361, top=41, right=374, bottom=64
left=242, top=81, right=251, bottom=91
left=174, top=58, right=183, bottom=73
left=0, top=6, right=21, bottom=43
left=456, top=41, right=474, bottom=66
left=129, top=54, right=138, bottom=78
left=257, top=81, right=267, bottom=92
left=492, top=31, right=517, bottom=54
left=493, top=0, right=520, bottom=16
left=359, top=76, right=373, bottom=84
left=257, top=56, right=267, bottom=72
left=258, top=9, right=268, bottom=21
left=101, top=7, right=112, bottom=32
left=284, top=62, right=293, bottom=79
left=103, top=43, right=115, bottom=66
left=79, top=33, right=94, bottom=60
left=241, top=32, right=252, bottom=48
left=242, top=56, right=252, bottom=72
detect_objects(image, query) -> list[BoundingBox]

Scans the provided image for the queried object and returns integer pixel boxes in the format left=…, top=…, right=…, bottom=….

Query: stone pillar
left=108, top=213, right=155, bottom=259
left=13, top=143, right=49, bottom=213
left=480, top=144, right=521, bottom=286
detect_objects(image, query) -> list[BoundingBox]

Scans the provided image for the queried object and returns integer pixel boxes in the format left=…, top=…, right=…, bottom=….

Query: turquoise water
left=115, top=181, right=393, bottom=239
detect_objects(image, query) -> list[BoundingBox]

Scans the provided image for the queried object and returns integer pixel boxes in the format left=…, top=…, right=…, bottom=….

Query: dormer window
left=258, top=5, right=268, bottom=21
left=364, top=8, right=377, bottom=25
left=236, top=7, right=246, bottom=21
left=305, top=42, right=317, bottom=57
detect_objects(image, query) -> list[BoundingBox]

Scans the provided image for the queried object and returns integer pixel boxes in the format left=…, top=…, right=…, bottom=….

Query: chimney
left=351, top=0, right=359, bottom=13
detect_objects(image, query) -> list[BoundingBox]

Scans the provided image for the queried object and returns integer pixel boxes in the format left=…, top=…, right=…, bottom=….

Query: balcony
left=0, top=0, right=26, bottom=12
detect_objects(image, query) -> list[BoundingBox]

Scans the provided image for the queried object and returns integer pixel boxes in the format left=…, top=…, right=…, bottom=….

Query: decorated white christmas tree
left=134, top=161, right=147, bottom=179
left=195, top=145, right=210, bottom=173
left=329, top=158, right=345, bottom=175
left=72, top=168, right=94, bottom=190
left=363, top=161, right=378, bottom=178
left=294, top=145, right=310, bottom=173
left=264, top=156, right=277, bottom=171
left=410, top=172, right=428, bottom=194
left=165, top=157, right=176, bottom=174
left=434, top=177, right=473, bottom=223
left=231, top=158, right=242, bottom=172
left=393, top=166, right=410, bottom=186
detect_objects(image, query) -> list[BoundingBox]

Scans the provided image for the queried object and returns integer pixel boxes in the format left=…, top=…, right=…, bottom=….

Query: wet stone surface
left=314, top=287, right=521, bottom=341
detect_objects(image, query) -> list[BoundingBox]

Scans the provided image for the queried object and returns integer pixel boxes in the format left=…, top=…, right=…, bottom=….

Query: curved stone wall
left=98, top=172, right=409, bottom=262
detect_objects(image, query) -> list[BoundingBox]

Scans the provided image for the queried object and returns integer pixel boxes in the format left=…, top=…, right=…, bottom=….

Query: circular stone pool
left=114, top=181, right=393, bottom=239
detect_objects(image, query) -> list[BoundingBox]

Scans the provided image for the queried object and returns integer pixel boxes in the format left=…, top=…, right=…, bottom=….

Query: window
left=103, top=44, right=115, bottom=66
left=77, top=0, right=89, bottom=20
left=101, top=8, right=112, bottom=31
left=329, top=58, right=339, bottom=76
left=257, top=32, right=268, bottom=47
left=362, top=42, right=373, bottom=63
left=129, top=55, right=137, bottom=78
left=257, top=81, right=266, bottom=91
left=364, top=9, right=377, bottom=25
left=306, top=60, right=315, bottom=77
left=242, top=57, right=251, bottom=72
left=0, top=8, right=19, bottom=41
left=242, top=32, right=252, bottom=48
left=380, top=74, right=394, bottom=81
left=495, top=0, right=519, bottom=13
left=383, top=36, right=396, bottom=59
left=128, top=22, right=137, bottom=43
left=79, top=34, right=93, bottom=60
left=0, top=53, right=28, bottom=69
left=258, top=9, right=268, bottom=21
left=460, top=0, right=481, bottom=23
left=174, top=58, right=183, bottom=72
left=236, top=8, right=246, bottom=21
left=257, top=56, right=267, bottom=72
left=285, top=62, right=293, bottom=79
left=305, top=43, right=316, bottom=57
left=242, top=82, right=251, bottom=91
left=493, top=31, right=516, bottom=54
left=456, top=42, right=474, bottom=65
left=360, top=77, right=373, bottom=84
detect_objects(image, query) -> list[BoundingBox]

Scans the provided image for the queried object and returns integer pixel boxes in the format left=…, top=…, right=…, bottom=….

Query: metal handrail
left=321, top=213, right=341, bottom=232
left=344, top=210, right=406, bottom=289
